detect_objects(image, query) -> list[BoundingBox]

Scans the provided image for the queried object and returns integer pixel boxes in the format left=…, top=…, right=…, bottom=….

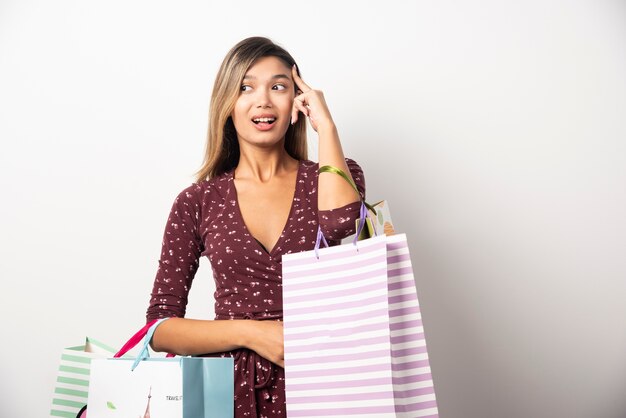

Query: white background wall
left=1, top=1, right=625, bottom=417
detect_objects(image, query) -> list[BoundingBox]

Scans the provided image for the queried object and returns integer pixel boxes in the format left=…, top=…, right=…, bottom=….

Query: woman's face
left=231, top=56, right=295, bottom=150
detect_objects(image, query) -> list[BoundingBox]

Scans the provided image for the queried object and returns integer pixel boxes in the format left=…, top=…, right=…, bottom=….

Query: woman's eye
left=272, top=84, right=286, bottom=91
left=240, top=85, right=252, bottom=92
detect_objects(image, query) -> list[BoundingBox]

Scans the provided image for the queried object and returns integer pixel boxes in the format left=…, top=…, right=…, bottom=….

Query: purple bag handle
left=315, top=201, right=371, bottom=259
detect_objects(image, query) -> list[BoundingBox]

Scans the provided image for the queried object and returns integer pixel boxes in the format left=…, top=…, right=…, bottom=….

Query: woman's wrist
left=234, top=319, right=255, bottom=350
left=316, top=122, right=338, bottom=139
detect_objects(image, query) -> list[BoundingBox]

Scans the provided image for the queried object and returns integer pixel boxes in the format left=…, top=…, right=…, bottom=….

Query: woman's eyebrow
left=242, top=74, right=291, bottom=80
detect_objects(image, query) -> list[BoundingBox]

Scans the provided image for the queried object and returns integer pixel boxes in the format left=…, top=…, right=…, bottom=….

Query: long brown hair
left=195, top=37, right=308, bottom=182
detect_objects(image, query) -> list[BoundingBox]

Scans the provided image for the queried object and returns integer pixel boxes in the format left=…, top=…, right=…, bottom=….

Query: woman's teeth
left=253, top=117, right=276, bottom=124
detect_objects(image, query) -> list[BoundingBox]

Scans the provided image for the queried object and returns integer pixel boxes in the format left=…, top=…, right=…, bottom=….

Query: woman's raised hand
left=291, top=65, right=335, bottom=133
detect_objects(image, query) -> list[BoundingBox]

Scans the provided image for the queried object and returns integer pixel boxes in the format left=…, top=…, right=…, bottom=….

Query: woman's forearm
left=151, top=317, right=249, bottom=356
left=290, top=66, right=360, bottom=211
left=151, top=317, right=285, bottom=366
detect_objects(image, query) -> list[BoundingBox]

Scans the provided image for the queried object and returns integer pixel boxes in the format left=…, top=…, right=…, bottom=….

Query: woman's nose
left=255, top=89, right=272, bottom=108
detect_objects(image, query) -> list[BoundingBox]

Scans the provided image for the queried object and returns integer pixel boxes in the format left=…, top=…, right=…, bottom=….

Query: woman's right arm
left=146, top=185, right=285, bottom=367
left=151, top=318, right=284, bottom=367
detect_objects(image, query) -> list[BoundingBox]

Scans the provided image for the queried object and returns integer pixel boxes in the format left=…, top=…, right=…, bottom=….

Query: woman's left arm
left=291, top=66, right=361, bottom=210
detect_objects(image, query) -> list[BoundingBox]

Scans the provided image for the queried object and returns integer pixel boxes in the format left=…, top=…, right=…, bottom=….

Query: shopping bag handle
left=314, top=200, right=371, bottom=258
left=315, top=165, right=378, bottom=258
left=318, top=165, right=376, bottom=215
left=114, top=318, right=173, bottom=371
left=314, top=226, right=329, bottom=259
left=318, top=165, right=378, bottom=240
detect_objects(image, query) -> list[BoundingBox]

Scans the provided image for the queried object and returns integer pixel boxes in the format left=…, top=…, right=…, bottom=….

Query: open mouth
left=252, top=117, right=276, bottom=125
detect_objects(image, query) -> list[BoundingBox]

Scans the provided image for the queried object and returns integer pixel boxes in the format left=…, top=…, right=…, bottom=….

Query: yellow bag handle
left=318, top=165, right=376, bottom=215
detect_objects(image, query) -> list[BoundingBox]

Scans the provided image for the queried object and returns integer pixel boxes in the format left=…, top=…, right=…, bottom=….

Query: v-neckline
left=230, top=160, right=303, bottom=257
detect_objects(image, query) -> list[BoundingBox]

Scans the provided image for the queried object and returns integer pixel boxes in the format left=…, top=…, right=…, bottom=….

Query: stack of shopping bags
left=50, top=319, right=234, bottom=418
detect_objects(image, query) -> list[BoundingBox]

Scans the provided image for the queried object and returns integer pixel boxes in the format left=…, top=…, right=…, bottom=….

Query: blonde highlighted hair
left=195, top=37, right=308, bottom=182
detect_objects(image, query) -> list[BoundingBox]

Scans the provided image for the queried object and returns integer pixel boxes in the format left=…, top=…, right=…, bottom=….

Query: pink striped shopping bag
left=282, top=233, right=438, bottom=418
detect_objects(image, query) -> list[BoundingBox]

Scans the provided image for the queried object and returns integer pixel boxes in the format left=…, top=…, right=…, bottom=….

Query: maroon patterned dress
left=146, top=158, right=365, bottom=418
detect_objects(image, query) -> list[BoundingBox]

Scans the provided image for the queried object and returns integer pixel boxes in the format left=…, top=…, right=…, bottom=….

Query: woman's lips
left=252, top=116, right=277, bottom=131
left=253, top=121, right=275, bottom=131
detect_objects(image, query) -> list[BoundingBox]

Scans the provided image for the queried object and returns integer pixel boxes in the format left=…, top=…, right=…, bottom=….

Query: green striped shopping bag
left=50, top=338, right=117, bottom=418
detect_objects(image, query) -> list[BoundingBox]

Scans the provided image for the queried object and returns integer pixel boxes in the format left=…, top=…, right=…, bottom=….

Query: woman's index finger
left=292, top=65, right=311, bottom=92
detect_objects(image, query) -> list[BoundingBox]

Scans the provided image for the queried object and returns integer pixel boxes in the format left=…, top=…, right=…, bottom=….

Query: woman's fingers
left=291, top=103, right=299, bottom=125
left=290, top=65, right=322, bottom=131
left=290, top=64, right=309, bottom=125
left=291, top=89, right=311, bottom=125
left=293, top=95, right=319, bottom=130
left=293, top=95, right=308, bottom=115
left=251, top=321, right=284, bottom=367
left=291, top=95, right=305, bottom=125
left=292, top=65, right=311, bottom=93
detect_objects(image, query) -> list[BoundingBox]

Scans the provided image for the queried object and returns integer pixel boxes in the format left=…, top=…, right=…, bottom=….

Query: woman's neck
left=235, top=142, right=299, bottom=183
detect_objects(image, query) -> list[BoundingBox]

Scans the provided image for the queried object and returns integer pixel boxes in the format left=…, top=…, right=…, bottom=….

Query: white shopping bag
left=88, top=358, right=182, bottom=417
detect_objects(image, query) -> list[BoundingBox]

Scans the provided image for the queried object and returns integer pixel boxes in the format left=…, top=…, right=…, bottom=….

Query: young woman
left=146, top=37, right=366, bottom=417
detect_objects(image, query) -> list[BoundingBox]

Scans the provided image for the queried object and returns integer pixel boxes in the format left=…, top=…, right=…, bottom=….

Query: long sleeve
left=318, top=158, right=366, bottom=241
left=146, top=185, right=204, bottom=321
